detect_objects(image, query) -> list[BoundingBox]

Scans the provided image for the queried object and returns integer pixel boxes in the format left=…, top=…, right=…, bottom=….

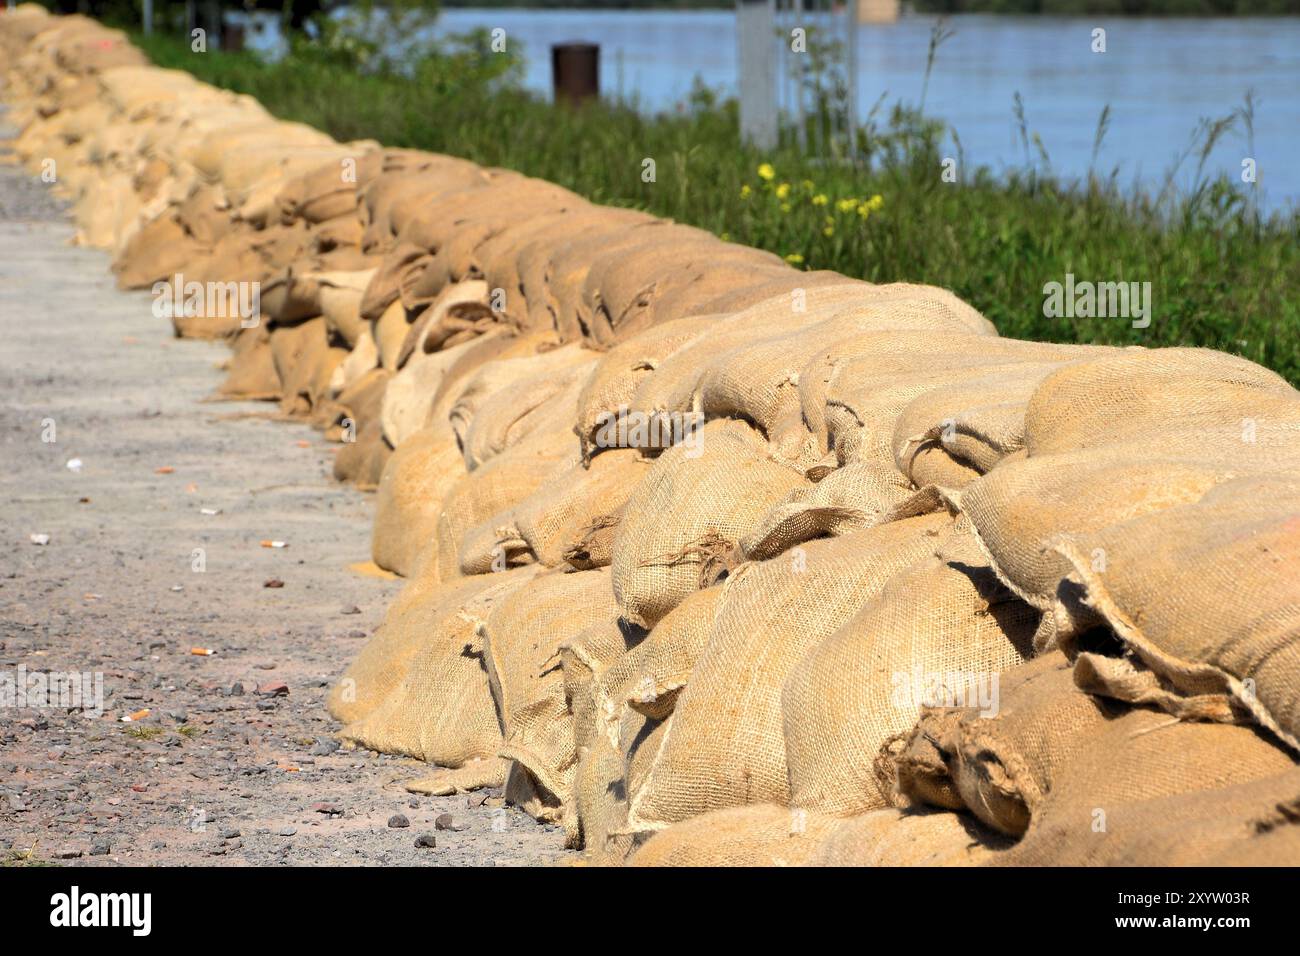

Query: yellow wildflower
left=757, top=163, right=775, bottom=181
left=868, top=194, right=885, bottom=211
left=780, top=203, right=792, bottom=214
left=811, top=193, right=828, bottom=206
left=823, top=226, right=834, bottom=237
left=775, top=182, right=790, bottom=199
left=836, top=198, right=859, bottom=213
left=784, top=252, right=804, bottom=265
left=740, top=184, right=752, bottom=199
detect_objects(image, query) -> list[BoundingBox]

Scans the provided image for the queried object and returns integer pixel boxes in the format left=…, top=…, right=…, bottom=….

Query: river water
left=238, top=10, right=1300, bottom=213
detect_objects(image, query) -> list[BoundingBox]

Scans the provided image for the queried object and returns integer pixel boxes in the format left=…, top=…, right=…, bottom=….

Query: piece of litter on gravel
left=295, top=440, right=310, bottom=448
left=170, top=585, right=184, bottom=592
left=66, top=458, right=83, bottom=472
left=260, top=540, right=288, bottom=549
left=199, top=508, right=221, bottom=516
left=154, top=466, right=175, bottom=475
left=263, top=578, right=284, bottom=589
left=190, top=647, right=216, bottom=656
left=185, top=483, right=198, bottom=493
left=78, top=497, right=90, bottom=504
left=121, top=709, right=151, bottom=723
left=29, top=533, right=50, bottom=545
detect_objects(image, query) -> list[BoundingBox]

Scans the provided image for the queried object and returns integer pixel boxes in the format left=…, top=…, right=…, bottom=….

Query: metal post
left=143, top=0, right=153, bottom=36
left=845, top=0, right=858, bottom=160
left=552, top=43, right=600, bottom=107
left=736, top=0, right=778, bottom=151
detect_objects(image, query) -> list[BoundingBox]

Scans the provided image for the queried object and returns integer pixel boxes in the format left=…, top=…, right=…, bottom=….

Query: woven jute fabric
left=1052, top=474, right=1300, bottom=750
left=610, top=419, right=806, bottom=629
left=811, top=808, right=1012, bottom=866
left=628, top=803, right=842, bottom=867
left=991, top=714, right=1296, bottom=864
left=626, top=513, right=953, bottom=831
left=482, top=568, right=620, bottom=836
left=783, top=528, right=1036, bottom=818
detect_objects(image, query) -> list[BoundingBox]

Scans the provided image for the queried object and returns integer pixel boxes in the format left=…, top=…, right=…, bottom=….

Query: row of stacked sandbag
left=4, top=7, right=1297, bottom=867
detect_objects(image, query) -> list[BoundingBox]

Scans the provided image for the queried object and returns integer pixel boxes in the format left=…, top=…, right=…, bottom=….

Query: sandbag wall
left=4, top=7, right=1299, bottom=866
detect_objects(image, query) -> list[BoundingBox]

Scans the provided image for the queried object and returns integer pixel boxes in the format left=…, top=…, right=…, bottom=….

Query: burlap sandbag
left=563, top=505, right=624, bottom=571
left=270, top=317, right=347, bottom=417
left=340, top=566, right=540, bottom=767
left=458, top=352, right=596, bottom=471
left=990, top=713, right=1296, bottom=864
left=943, top=653, right=1119, bottom=835
left=276, top=154, right=363, bottom=225
left=446, top=342, right=593, bottom=458
left=215, top=325, right=280, bottom=401
left=987, top=764, right=1300, bottom=865
left=314, top=365, right=388, bottom=444
left=559, top=615, right=645, bottom=851
left=782, top=526, right=1036, bottom=818
left=610, top=419, right=806, bottom=629
left=113, top=209, right=198, bottom=290
left=509, top=448, right=648, bottom=568
left=890, top=360, right=1093, bottom=487
left=620, top=283, right=888, bottom=450
left=594, top=585, right=725, bottom=749
left=811, top=338, right=1089, bottom=470
left=1023, top=346, right=1298, bottom=457
left=811, top=808, right=1011, bottom=866
left=551, top=220, right=718, bottom=343
left=574, top=316, right=713, bottom=462
left=331, top=418, right=391, bottom=491
left=482, top=568, right=619, bottom=833
left=504, top=208, right=656, bottom=336
left=379, top=326, right=514, bottom=452
left=740, top=461, right=917, bottom=561
left=474, top=208, right=588, bottom=325
left=395, top=279, right=492, bottom=366
left=689, top=292, right=1006, bottom=457
left=1052, top=473, right=1300, bottom=750
left=627, top=513, right=952, bottom=831
left=628, top=803, right=842, bottom=867
left=370, top=425, right=466, bottom=578
left=328, top=563, right=535, bottom=725
left=433, top=422, right=581, bottom=586
left=959, top=450, right=1239, bottom=612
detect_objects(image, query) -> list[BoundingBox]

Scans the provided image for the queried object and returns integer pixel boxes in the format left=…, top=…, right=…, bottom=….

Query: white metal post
left=737, top=0, right=778, bottom=152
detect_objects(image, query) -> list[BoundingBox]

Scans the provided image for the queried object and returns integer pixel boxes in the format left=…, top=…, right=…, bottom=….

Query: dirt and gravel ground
left=0, top=121, right=570, bottom=867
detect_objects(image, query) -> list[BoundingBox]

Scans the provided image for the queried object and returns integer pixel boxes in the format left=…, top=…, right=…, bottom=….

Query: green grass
left=133, top=33, right=1299, bottom=383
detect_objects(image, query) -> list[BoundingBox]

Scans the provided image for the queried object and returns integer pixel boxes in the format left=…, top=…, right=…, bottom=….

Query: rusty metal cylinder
left=552, top=43, right=599, bottom=107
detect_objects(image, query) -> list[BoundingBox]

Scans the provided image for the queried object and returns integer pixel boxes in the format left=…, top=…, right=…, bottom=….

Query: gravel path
left=0, top=121, right=569, bottom=867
